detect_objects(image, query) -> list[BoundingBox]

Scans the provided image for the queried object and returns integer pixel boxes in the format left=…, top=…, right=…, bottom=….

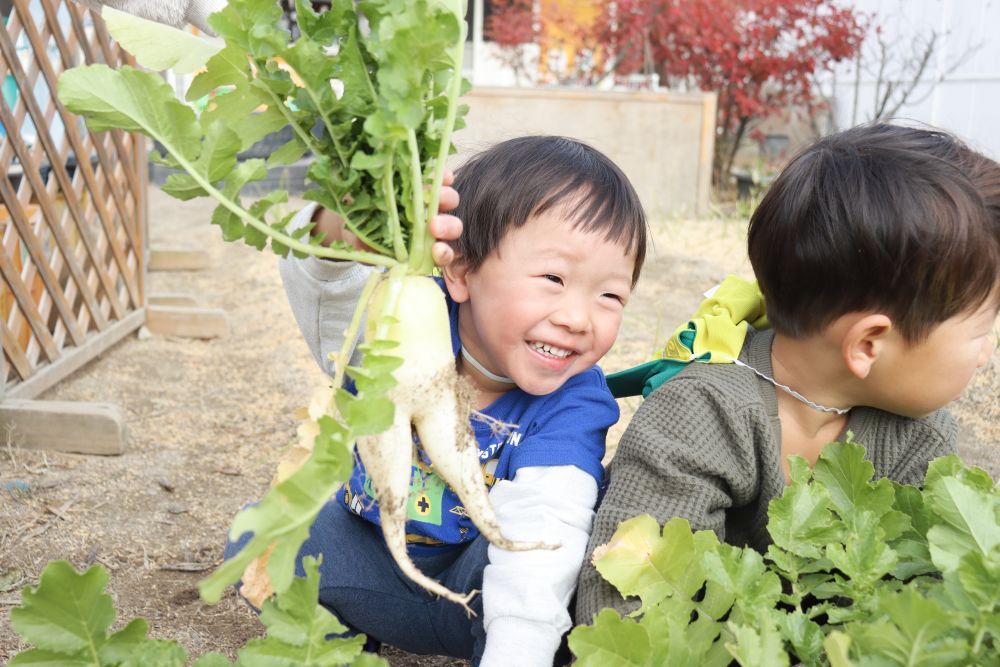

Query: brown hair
left=748, top=123, right=1000, bottom=342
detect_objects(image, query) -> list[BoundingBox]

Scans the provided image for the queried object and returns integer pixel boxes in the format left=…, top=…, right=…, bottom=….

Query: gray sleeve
left=575, top=377, right=759, bottom=625
left=278, top=204, right=375, bottom=377
left=888, top=409, right=958, bottom=487
left=73, top=0, right=226, bottom=33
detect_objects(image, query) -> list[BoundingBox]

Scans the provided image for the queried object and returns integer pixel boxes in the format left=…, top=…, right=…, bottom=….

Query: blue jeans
left=224, top=499, right=488, bottom=664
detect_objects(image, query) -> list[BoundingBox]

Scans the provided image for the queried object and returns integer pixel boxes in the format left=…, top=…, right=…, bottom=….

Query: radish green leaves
left=573, top=442, right=1000, bottom=666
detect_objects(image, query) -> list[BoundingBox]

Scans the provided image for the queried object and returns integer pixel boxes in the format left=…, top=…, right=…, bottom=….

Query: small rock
left=156, top=477, right=176, bottom=492
left=215, top=466, right=241, bottom=476
left=1, top=480, right=30, bottom=494
left=166, top=503, right=189, bottom=515
left=0, top=567, right=24, bottom=593
left=137, top=326, right=153, bottom=341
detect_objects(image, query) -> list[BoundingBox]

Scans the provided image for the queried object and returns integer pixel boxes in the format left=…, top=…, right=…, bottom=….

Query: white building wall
left=830, top=0, right=1000, bottom=159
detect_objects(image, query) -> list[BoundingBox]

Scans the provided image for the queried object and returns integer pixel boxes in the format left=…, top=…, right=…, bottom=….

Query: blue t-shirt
left=340, top=280, right=619, bottom=552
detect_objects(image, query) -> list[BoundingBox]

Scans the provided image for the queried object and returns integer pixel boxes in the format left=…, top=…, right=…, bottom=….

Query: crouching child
left=229, top=136, right=648, bottom=666
left=577, top=123, right=1000, bottom=622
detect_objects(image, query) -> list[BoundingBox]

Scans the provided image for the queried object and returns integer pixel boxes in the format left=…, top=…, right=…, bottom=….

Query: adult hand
left=71, top=0, right=225, bottom=35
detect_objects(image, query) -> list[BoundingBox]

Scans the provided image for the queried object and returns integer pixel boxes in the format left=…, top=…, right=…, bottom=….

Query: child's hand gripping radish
left=58, top=0, right=552, bottom=614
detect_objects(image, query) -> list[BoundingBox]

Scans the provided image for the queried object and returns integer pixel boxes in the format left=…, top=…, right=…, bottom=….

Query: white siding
left=830, top=0, right=1000, bottom=159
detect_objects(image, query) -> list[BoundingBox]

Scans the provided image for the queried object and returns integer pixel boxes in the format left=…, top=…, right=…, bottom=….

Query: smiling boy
left=261, top=136, right=647, bottom=666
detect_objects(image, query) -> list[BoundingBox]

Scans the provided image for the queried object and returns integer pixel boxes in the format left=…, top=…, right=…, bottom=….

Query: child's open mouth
left=529, top=341, right=575, bottom=361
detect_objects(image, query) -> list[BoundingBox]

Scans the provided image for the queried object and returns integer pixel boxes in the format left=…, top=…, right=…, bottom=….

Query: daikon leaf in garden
left=592, top=515, right=707, bottom=614
left=238, top=557, right=381, bottom=667
left=954, top=547, right=1000, bottom=612
left=641, top=604, right=730, bottom=667
left=102, top=7, right=222, bottom=74
left=845, top=592, right=967, bottom=665
left=9, top=561, right=187, bottom=667
left=813, top=441, right=907, bottom=537
left=702, top=544, right=781, bottom=615
left=924, top=454, right=997, bottom=493
left=775, top=611, right=825, bottom=666
left=568, top=609, right=651, bottom=667
left=726, top=618, right=789, bottom=667
left=889, top=482, right=937, bottom=579
left=925, top=476, right=1000, bottom=571
left=766, top=456, right=841, bottom=559
left=824, top=510, right=897, bottom=590
left=823, top=632, right=854, bottom=667
left=575, top=442, right=1000, bottom=664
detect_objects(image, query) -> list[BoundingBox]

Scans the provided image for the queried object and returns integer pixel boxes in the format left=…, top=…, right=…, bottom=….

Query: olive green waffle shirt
left=576, top=328, right=957, bottom=623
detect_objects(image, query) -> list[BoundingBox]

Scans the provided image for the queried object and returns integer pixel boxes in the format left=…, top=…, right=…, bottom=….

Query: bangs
left=534, top=180, right=646, bottom=261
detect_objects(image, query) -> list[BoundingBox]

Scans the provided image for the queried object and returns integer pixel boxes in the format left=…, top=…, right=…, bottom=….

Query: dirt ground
left=1, top=187, right=998, bottom=664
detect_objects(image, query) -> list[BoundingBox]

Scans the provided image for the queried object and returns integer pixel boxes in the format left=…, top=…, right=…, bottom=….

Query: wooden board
left=149, top=248, right=211, bottom=272
left=146, top=305, right=229, bottom=339
left=148, top=293, right=200, bottom=307
left=0, top=398, right=127, bottom=455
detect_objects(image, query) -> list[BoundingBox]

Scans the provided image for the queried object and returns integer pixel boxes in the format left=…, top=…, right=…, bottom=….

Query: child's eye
left=543, top=274, right=563, bottom=285
left=603, top=293, right=626, bottom=305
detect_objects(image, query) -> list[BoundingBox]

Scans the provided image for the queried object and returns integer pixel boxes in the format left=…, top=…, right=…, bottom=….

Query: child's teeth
left=532, top=342, right=571, bottom=358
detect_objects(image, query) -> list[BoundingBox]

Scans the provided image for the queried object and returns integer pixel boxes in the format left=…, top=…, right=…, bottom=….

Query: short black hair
left=748, top=123, right=1000, bottom=342
left=452, top=136, right=647, bottom=285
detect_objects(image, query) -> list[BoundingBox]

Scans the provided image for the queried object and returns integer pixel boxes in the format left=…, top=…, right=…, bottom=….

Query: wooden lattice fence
left=1, top=0, right=147, bottom=400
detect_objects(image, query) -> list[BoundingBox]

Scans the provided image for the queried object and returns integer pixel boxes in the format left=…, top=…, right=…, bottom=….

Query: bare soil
left=1, top=188, right=997, bottom=664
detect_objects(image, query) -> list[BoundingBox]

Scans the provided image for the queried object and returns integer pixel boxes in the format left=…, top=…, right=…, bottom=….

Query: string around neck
left=730, top=358, right=852, bottom=415
left=461, top=346, right=516, bottom=384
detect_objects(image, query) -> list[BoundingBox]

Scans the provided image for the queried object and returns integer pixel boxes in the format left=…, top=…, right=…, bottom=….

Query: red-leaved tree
left=595, top=0, right=866, bottom=185
left=484, top=0, right=538, bottom=84
left=488, top=0, right=867, bottom=186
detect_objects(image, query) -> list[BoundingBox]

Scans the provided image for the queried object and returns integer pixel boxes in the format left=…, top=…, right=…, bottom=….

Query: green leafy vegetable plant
left=571, top=442, right=1000, bottom=666
left=8, top=557, right=385, bottom=666
left=56, top=0, right=545, bottom=614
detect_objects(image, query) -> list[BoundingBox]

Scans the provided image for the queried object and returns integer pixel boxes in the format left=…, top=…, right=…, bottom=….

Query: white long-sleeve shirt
left=73, top=0, right=226, bottom=34
left=279, top=204, right=600, bottom=665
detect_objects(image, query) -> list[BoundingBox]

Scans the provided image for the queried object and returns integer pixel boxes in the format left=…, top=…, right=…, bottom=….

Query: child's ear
left=441, top=257, right=472, bottom=304
left=842, top=313, right=894, bottom=379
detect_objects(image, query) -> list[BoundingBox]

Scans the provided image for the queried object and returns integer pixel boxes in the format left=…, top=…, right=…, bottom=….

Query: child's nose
left=551, top=298, right=590, bottom=333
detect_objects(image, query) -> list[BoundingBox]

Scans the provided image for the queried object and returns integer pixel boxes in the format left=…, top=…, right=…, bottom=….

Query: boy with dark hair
left=577, top=123, right=1000, bottom=622
left=256, top=135, right=647, bottom=666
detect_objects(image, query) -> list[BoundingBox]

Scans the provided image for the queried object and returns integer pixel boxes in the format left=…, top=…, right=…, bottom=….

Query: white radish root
left=240, top=275, right=559, bottom=614
left=358, top=274, right=557, bottom=614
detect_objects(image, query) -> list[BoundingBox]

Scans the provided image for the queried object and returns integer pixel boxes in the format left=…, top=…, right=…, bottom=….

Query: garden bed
left=1, top=188, right=997, bottom=664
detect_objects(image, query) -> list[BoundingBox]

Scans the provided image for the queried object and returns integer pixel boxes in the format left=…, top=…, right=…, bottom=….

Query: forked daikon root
left=240, top=274, right=557, bottom=614
left=355, top=274, right=557, bottom=615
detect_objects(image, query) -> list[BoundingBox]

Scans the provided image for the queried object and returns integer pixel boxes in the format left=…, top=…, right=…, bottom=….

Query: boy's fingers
left=439, top=185, right=460, bottom=213
left=438, top=168, right=458, bottom=212
left=432, top=241, right=455, bottom=268
left=429, top=214, right=463, bottom=242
